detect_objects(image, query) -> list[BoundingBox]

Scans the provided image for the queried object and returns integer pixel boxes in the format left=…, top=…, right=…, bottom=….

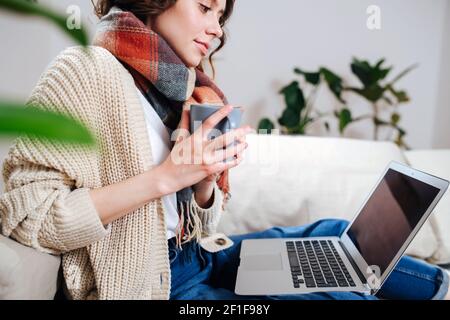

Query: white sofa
left=1, top=135, right=449, bottom=299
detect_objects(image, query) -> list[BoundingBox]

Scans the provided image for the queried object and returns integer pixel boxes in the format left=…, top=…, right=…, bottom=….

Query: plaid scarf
left=93, top=6, right=230, bottom=246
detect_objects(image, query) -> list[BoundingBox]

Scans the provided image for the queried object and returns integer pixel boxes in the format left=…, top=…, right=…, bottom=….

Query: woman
left=0, top=0, right=448, bottom=300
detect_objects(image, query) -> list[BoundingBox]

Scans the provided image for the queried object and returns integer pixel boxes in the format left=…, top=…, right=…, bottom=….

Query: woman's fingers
left=212, top=141, right=248, bottom=163
left=212, top=153, right=244, bottom=172
left=208, top=126, right=253, bottom=150
left=199, top=105, right=234, bottom=138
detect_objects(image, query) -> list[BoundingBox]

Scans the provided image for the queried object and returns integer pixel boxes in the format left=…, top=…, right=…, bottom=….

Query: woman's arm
left=0, top=159, right=110, bottom=255
left=88, top=165, right=176, bottom=226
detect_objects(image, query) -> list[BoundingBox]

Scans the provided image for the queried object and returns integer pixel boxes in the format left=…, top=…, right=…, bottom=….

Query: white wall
left=0, top=1, right=449, bottom=193
left=213, top=0, right=450, bottom=149
left=433, top=0, right=450, bottom=148
left=0, top=0, right=98, bottom=101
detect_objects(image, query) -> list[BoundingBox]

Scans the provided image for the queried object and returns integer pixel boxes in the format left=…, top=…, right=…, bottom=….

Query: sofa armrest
left=0, top=234, right=61, bottom=299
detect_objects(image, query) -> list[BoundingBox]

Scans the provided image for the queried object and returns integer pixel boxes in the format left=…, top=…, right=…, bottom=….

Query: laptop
left=235, top=161, right=449, bottom=296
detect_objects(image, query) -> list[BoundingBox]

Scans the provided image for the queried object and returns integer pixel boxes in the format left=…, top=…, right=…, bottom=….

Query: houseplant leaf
left=351, top=57, right=391, bottom=87
left=278, top=107, right=300, bottom=128
left=386, top=85, right=410, bottom=103
left=320, top=67, right=345, bottom=103
left=347, top=85, right=385, bottom=102
left=391, top=112, right=401, bottom=125
left=0, top=102, right=95, bottom=145
left=279, top=81, right=305, bottom=113
left=337, top=108, right=352, bottom=134
left=278, top=81, right=305, bottom=130
left=258, top=118, right=275, bottom=134
left=294, top=68, right=321, bottom=85
left=350, top=58, right=372, bottom=87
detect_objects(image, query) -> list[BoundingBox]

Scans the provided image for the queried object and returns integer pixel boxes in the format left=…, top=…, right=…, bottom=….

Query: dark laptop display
left=346, top=169, right=440, bottom=274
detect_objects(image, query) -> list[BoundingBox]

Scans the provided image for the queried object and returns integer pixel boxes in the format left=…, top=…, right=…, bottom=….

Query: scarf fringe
left=174, top=200, right=203, bottom=250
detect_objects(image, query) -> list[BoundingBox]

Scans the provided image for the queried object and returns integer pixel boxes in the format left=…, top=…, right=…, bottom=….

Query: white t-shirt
left=136, top=88, right=179, bottom=240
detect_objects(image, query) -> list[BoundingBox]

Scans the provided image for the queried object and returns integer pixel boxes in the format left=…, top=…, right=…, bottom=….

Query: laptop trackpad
left=241, top=254, right=283, bottom=271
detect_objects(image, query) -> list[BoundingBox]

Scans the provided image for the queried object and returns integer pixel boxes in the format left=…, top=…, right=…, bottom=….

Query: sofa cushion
left=218, top=134, right=438, bottom=261
left=0, top=234, right=61, bottom=299
left=404, top=150, right=450, bottom=264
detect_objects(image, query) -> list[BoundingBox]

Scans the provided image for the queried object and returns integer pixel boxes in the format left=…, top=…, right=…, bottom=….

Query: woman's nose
left=206, top=17, right=223, bottom=38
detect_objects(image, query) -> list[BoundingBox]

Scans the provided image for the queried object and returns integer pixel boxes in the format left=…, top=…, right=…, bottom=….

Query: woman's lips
left=194, top=41, right=209, bottom=55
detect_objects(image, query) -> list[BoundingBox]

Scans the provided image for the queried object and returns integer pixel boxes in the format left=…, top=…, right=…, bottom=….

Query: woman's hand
left=192, top=132, right=248, bottom=207
left=156, top=105, right=252, bottom=196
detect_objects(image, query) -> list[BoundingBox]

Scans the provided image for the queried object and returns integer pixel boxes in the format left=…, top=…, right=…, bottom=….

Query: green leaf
left=258, top=118, right=275, bottom=134
left=395, top=91, right=409, bottom=103
left=279, top=81, right=305, bottom=113
left=348, top=85, right=385, bottom=102
left=0, top=0, right=88, bottom=45
left=391, top=112, right=401, bottom=125
left=337, top=108, right=352, bottom=134
left=386, top=85, right=410, bottom=103
left=278, top=107, right=300, bottom=128
left=0, top=102, right=95, bottom=145
left=350, top=58, right=372, bottom=87
left=350, top=57, right=391, bottom=87
left=320, top=67, right=345, bottom=103
left=294, top=68, right=321, bottom=85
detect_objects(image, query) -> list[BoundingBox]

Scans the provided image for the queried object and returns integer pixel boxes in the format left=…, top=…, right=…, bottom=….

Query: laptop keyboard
left=286, top=240, right=356, bottom=289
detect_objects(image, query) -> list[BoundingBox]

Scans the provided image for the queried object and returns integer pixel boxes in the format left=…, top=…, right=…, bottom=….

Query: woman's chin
left=180, top=53, right=203, bottom=68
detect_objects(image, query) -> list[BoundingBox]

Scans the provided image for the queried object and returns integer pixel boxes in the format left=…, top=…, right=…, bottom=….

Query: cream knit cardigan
left=0, top=46, right=224, bottom=300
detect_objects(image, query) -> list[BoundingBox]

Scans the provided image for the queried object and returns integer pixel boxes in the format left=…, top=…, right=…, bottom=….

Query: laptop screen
left=346, top=168, right=440, bottom=274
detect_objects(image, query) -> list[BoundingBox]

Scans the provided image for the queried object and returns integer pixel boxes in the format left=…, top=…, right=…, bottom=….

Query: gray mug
left=190, top=104, right=243, bottom=136
left=190, top=104, right=243, bottom=162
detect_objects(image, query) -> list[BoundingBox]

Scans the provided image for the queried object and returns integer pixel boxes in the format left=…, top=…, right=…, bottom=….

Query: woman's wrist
left=148, top=164, right=180, bottom=198
left=193, top=181, right=215, bottom=208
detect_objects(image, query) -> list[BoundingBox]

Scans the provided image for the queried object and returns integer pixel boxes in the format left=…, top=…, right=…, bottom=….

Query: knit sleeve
left=0, top=47, right=112, bottom=255
left=190, top=182, right=224, bottom=236
left=0, top=161, right=110, bottom=255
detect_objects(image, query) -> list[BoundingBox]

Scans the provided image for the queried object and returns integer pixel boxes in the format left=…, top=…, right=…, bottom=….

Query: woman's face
left=150, top=0, right=226, bottom=68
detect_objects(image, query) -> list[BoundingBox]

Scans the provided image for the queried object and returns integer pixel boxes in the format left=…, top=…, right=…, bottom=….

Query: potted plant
left=258, top=57, right=417, bottom=149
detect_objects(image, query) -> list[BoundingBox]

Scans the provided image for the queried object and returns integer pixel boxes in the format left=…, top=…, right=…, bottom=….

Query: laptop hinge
left=338, top=241, right=367, bottom=285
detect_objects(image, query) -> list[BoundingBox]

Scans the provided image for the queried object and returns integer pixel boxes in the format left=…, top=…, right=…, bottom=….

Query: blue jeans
left=169, top=219, right=449, bottom=300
